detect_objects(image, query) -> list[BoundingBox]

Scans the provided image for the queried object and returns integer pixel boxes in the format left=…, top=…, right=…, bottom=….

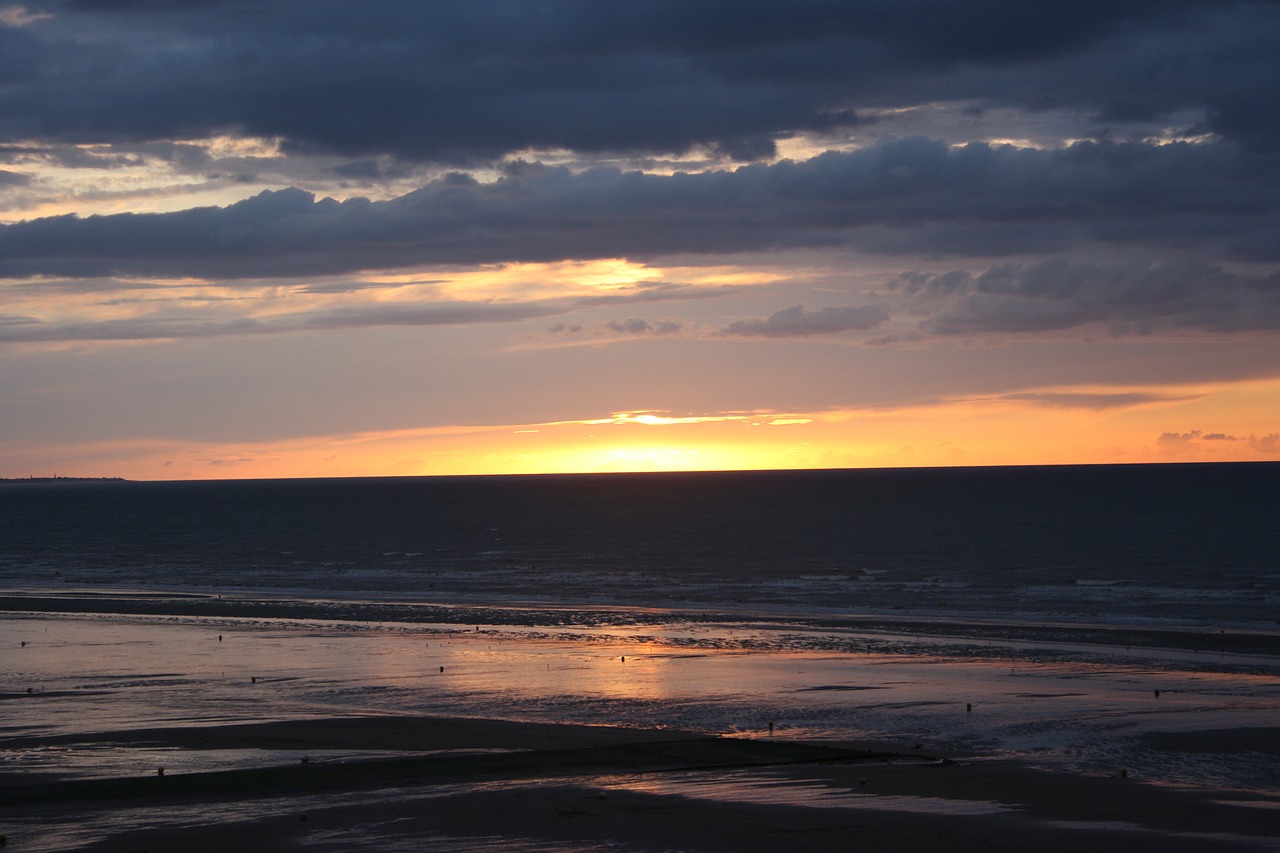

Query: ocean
left=3, top=463, right=1279, bottom=798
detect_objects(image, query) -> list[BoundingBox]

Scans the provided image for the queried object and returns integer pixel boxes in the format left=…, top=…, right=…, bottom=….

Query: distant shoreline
left=0, top=476, right=127, bottom=483
left=4, top=458, right=1278, bottom=487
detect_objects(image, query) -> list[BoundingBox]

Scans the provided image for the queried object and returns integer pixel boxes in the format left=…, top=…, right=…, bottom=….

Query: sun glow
left=7, top=376, right=1278, bottom=481
left=356, top=258, right=667, bottom=302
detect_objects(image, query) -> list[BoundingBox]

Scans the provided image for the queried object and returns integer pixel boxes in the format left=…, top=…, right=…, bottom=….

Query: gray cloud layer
left=2, top=137, right=1277, bottom=282
left=892, top=258, right=1280, bottom=336
left=997, top=391, right=1202, bottom=410
left=0, top=300, right=562, bottom=343
left=4, top=1, right=1276, bottom=160
left=606, top=317, right=683, bottom=336
left=720, top=304, right=891, bottom=337
left=2, top=1, right=1278, bottom=355
left=0, top=278, right=727, bottom=343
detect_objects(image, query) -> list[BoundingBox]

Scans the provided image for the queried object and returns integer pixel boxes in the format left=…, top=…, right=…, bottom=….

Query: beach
left=3, top=603, right=1280, bottom=851
left=6, top=711, right=1280, bottom=851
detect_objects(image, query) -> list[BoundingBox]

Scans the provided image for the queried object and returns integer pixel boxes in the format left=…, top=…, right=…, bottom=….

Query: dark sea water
left=2, top=463, right=1277, bottom=629
left=3, top=463, right=1280, bottom=800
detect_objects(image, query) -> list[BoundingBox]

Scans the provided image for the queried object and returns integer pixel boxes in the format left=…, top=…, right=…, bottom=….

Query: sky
left=1, top=0, right=1279, bottom=480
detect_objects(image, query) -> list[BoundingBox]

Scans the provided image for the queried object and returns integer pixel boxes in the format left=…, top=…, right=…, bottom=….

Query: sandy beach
left=4, top=714, right=1280, bottom=852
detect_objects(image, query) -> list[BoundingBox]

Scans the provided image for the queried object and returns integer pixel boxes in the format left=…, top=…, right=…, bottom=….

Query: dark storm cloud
left=3, top=1, right=1276, bottom=161
left=1, top=137, right=1275, bottom=280
left=720, top=304, right=890, bottom=338
left=892, top=258, right=1280, bottom=335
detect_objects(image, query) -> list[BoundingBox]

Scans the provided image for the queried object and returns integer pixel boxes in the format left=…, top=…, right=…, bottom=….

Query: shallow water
left=4, top=609, right=1278, bottom=795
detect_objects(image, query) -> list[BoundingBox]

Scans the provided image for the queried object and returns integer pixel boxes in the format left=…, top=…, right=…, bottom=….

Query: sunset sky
left=2, top=1, right=1278, bottom=479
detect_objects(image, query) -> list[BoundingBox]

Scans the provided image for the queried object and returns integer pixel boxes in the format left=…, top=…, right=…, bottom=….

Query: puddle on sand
left=598, top=767, right=1014, bottom=816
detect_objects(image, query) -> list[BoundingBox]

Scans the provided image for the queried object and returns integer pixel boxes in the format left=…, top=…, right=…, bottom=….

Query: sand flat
left=3, top=715, right=1280, bottom=852
left=4, top=605, right=1279, bottom=849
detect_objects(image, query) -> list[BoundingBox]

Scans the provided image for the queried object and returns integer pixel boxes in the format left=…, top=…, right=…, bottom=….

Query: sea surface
left=2, top=463, right=1279, bottom=796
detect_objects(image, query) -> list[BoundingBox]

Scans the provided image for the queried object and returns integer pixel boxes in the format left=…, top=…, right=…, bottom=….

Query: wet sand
left=4, top=604, right=1280, bottom=850
left=3, top=715, right=1279, bottom=852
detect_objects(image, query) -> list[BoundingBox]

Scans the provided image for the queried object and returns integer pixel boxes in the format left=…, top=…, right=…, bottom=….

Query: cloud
left=892, top=258, right=1280, bottom=337
left=2, top=136, right=1275, bottom=284
left=294, top=278, right=446, bottom=295
left=1155, top=428, right=1241, bottom=454
left=0, top=5, right=50, bottom=27
left=1250, top=433, right=1280, bottom=453
left=0, top=298, right=564, bottom=343
left=0, top=276, right=720, bottom=344
left=606, top=318, right=651, bottom=335
left=720, top=303, right=890, bottom=338
left=605, top=317, right=682, bottom=336
left=2, top=4, right=1278, bottom=363
left=1156, top=429, right=1205, bottom=454
left=998, top=391, right=1202, bottom=410
left=2, top=2, right=1275, bottom=161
